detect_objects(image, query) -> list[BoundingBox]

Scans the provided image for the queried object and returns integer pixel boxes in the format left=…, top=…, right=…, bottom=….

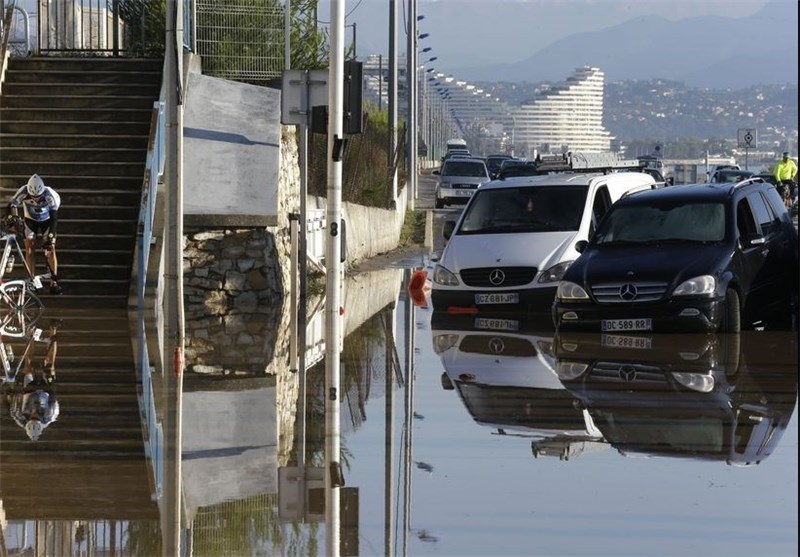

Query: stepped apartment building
left=511, top=66, right=613, bottom=155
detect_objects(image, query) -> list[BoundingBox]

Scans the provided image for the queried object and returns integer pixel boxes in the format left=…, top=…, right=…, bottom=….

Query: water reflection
left=554, top=331, right=798, bottom=465
left=430, top=312, right=606, bottom=460
left=1, top=277, right=797, bottom=556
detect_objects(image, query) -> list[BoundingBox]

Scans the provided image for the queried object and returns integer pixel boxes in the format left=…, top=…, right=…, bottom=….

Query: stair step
left=6, top=69, right=162, bottom=84
left=0, top=120, right=152, bottom=135
left=0, top=177, right=144, bottom=193
left=2, top=82, right=160, bottom=97
left=0, top=107, right=154, bottom=122
left=0, top=147, right=148, bottom=162
left=2, top=94, right=158, bottom=110
left=0, top=133, right=149, bottom=149
left=1, top=161, right=145, bottom=176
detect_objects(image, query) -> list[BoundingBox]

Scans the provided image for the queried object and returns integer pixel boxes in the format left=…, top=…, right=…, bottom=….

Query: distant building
left=511, top=66, right=613, bottom=154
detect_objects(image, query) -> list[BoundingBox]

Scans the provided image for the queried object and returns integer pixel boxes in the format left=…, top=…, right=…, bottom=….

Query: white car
left=431, top=171, right=658, bottom=317
left=433, top=157, right=491, bottom=209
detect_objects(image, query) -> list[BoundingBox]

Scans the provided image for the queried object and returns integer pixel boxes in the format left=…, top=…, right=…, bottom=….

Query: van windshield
left=458, top=186, right=588, bottom=234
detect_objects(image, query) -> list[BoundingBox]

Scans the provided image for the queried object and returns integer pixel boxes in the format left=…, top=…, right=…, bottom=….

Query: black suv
left=552, top=179, right=799, bottom=333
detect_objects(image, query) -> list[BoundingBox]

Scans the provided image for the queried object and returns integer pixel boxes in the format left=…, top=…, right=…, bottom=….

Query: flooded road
left=0, top=270, right=797, bottom=556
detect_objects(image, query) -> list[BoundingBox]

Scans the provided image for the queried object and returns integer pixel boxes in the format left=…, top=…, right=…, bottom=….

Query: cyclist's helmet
left=25, top=419, right=44, bottom=441
left=26, top=174, right=45, bottom=197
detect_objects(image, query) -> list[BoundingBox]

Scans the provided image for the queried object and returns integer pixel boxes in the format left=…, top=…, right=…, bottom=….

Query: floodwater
left=0, top=268, right=797, bottom=557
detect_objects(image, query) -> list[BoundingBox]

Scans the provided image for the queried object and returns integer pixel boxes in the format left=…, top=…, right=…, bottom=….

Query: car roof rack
left=534, top=151, right=648, bottom=174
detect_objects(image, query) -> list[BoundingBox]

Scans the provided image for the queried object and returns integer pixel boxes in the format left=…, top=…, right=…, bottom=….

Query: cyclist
left=774, top=151, right=798, bottom=208
left=9, top=321, right=60, bottom=441
left=7, top=174, right=62, bottom=294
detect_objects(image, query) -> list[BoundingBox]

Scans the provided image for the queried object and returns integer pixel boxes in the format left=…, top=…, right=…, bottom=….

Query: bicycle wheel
left=0, top=280, right=44, bottom=332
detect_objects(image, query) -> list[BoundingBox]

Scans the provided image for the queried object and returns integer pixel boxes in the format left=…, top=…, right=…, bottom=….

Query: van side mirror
left=443, top=220, right=456, bottom=240
left=575, top=240, right=588, bottom=253
left=432, top=169, right=440, bottom=175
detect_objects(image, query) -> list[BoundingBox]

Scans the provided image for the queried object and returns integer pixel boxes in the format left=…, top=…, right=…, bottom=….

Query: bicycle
left=777, top=180, right=798, bottom=214
left=0, top=221, right=49, bottom=330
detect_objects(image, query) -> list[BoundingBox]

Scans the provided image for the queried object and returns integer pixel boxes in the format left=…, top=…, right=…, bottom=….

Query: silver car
left=434, top=157, right=490, bottom=209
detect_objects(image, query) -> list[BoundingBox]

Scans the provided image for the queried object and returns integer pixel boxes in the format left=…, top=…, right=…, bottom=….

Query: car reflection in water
left=431, top=312, right=607, bottom=461
left=554, top=330, right=798, bottom=465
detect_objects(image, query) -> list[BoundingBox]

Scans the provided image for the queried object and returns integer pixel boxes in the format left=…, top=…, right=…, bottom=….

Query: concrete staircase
left=0, top=308, right=159, bottom=520
left=0, top=56, right=162, bottom=308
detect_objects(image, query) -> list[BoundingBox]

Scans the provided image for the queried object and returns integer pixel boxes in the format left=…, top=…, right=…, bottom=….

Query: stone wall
left=183, top=125, right=300, bottom=464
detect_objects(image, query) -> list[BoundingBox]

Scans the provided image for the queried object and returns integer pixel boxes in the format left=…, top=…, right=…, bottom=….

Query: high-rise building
left=511, top=66, right=613, bottom=155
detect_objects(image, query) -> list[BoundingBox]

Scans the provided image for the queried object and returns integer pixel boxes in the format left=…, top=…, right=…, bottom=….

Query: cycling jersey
left=10, top=185, right=61, bottom=222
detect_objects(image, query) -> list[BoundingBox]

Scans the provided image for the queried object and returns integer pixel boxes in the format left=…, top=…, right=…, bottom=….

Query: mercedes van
left=430, top=171, right=658, bottom=317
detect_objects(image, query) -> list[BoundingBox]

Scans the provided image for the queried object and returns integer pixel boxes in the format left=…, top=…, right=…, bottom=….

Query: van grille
left=461, top=267, right=537, bottom=287
left=459, top=335, right=537, bottom=357
left=591, top=281, right=668, bottom=303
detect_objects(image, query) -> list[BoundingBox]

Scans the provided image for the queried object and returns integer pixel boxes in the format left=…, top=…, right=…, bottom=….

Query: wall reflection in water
left=1, top=274, right=797, bottom=555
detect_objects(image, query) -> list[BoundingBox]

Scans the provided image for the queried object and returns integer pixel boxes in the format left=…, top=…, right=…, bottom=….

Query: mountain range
left=450, top=0, right=798, bottom=88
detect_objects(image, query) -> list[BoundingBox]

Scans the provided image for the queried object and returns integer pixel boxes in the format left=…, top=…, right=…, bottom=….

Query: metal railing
left=38, top=0, right=124, bottom=54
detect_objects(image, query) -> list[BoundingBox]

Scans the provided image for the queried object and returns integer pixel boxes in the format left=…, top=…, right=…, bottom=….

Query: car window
left=442, top=161, right=487, bottom=178
left=458, top=186, right=588, bottom=234
left=763, top=186, right=787, bottom=216
left=595, top=202, right=726, bottom=244
left=736, top=199, right=758, bottom=237
left=747, top=192, right=777, bottom=235
left=591, top=186, right=612, bottom=235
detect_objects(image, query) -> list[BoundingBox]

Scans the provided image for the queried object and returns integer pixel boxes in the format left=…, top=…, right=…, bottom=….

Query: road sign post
left=737, top=128, right=757, bottom=171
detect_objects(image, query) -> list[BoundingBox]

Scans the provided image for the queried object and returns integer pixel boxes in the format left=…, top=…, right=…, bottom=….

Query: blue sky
left=318, top=0, right=774, bottom=71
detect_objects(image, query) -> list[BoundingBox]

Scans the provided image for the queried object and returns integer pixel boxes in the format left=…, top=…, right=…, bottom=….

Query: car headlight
left=556, top=281, right=589, bottom=300
left=433, top=264, right=460, bottom=286
left=432, top=334, right=459, bottom=354
left=672, top=372, right=715, bottom=393
left=673, top=275, right=715, bottom=297
left=538, top=261, right=574, bottom=283
left=556, top=361, right=588, bottom=381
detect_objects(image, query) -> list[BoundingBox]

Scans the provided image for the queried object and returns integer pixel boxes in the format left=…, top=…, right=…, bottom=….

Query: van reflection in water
left=553, top=331, right=798, bottom=465
left=431, top=312, right=607, bottom=461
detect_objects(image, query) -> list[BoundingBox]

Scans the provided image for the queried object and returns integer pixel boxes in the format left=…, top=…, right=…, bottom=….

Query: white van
left=430, top=171, right=658, bottom=317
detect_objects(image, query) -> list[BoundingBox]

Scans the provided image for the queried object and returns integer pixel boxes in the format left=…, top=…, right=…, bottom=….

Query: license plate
left=474, top=317, right=519, bottom=331
left=458, top=190, right=474, bottom=197
left=601, top=318, right=652, bottom=332
left=601, top=334, right=652, bottom=350
left=475, top=292, right=519, bottom=304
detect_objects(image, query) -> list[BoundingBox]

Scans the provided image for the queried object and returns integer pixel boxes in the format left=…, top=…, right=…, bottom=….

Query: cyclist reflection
left=9, top=320, right=60, bottom=441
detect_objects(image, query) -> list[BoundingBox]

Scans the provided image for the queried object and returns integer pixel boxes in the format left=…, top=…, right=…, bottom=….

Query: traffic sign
left=737, top=128, right=757, bottom=149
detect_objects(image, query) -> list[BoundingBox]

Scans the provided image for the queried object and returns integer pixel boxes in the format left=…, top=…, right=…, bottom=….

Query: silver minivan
left=431, top=171, right=658, bottom=317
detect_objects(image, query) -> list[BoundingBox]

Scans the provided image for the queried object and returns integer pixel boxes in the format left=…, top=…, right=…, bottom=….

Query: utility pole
left=326, top=1, right=345, bottom=555
left=406, top=0, right=417, bottom=210
left=164, top=0, right=184, bottom=555
left=389, top=0, right=398, bottom=201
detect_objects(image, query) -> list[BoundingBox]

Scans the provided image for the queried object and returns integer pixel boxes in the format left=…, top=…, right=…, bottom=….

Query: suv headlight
left=556, top=281, right=589, bottom=300
left=673, top=275, right=715, bottom=297
left=433, top=264, right=460, bottom=286
left=538, top=261, right=574, bottom=283
left=556, top=361, right=588, bottom=380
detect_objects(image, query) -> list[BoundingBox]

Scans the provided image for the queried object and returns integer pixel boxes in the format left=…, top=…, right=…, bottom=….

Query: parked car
left=553, top=178, right=799, bottom=333
left=496, top=160, right=540, bottom=179
left=485, top=154, right=515, bottom=179
left=433, top=157, right=490, bottom=208
left=710, top=168, right=753, bottom=183
left=431, top=171, right=659, bottom=316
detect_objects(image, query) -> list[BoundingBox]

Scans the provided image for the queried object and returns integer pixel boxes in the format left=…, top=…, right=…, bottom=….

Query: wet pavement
left=0, top=173, right=797, bottom=556
left=0, top=272, right=797, bottom=556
